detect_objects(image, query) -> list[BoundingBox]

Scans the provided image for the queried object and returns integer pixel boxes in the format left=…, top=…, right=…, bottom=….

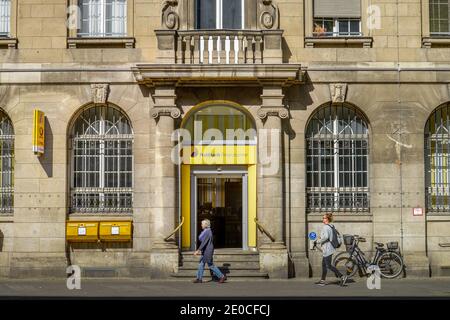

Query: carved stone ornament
left=258, top=0, right=279, bottom=30
left=329, top=83, right=348, bottom=104
left=257, top=107, right=289, bottom=119
left=151, top=107, right=181, bottom=119
left=91, top=84, right=109, bottom=104
left=161, top=0, right=179, bottom=30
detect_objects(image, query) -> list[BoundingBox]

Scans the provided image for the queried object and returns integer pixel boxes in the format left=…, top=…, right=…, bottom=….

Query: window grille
left=425, top=103, right=450, bottom=213
left=70, top=105, right=133, bottom=214
left=0, top=110, right=13, bottom=215
left=306, top=103, right=369, bottom=213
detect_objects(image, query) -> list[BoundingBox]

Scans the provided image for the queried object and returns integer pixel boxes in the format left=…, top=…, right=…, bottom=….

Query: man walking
left=193, top=219, right=227, bottom=283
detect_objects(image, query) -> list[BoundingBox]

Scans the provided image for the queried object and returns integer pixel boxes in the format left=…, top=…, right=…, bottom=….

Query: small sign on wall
left=413, top=207, right=423, bottom=216
left=32, top=109, right=45, bottom=155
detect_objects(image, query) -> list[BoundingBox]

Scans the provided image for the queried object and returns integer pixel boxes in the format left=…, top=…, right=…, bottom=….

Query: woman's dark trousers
left=321, top=255, right=342, bottom=280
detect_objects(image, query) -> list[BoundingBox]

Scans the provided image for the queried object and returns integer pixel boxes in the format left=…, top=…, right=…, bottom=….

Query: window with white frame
left=313, top=0, right=361, bottom=37
left=430, top=0, right=450, bottom=35
left=0, top=0, right=11, bottom=37
left=70, top=105, right=133, bottom=214
left=425, top=103, right=450, bottom=213
left=79, top=0, right=127, bottom=37
left=306, top=103, right=369, bottom=213
left=196, top=0, right=244, bottom=29
left=0, top=110, right=13, bottom=215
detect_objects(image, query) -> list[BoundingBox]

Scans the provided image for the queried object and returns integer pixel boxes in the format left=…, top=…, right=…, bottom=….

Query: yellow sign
left=182, top=145, right=257, bottom=165
left=32, top=109, right=45, bottom=155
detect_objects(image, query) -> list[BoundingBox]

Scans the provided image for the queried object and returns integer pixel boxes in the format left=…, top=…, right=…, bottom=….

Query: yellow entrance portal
left=181, top=145, right=257, bottom=250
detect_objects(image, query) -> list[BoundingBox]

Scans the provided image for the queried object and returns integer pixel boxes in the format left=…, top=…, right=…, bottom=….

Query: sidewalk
left=1, top=278, right=450, bottom=297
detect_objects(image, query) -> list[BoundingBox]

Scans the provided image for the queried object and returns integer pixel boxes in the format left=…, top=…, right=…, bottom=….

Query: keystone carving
left=257, top=107, right=289, bottom=119
left=329, top=83, right=348, bottom=104
left=258, top=0, right=279, bottom=30
left=161, top=0, right=179, bottom=30
left=151, top=107, right=181, bottom=119
left=91, top=84, right=109, bottom=104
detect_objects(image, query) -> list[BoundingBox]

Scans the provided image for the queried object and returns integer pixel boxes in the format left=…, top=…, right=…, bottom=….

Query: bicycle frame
left=347, top=238, right=385, bottom=275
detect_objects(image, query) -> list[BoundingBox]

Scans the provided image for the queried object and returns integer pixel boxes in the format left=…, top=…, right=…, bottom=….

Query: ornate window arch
left=306, top=103, right=369, bottom=213
left=0, top=109, right=14, bottom=215
left=70, top=104, right=133, bottom=214
left=425, top=103, right=450, bottom=213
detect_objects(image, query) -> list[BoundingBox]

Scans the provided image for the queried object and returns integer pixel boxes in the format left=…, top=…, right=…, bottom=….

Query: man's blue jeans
left=196, top=256, right=224, bottom=280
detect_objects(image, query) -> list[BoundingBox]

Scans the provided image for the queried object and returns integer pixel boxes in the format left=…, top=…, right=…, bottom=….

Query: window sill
left=0, top=37, right=18, bottom=49
left=307, top=212, right=372, bottom=222
left=426, top=214, right=450, bottom=221
left=68, top=214, right=133, bottom=221
left=67, top=37, right=135, bottom=49
left=0, top=215, right=13, bottom=222
left=422, top=37, right=450, bottom=48
left=305, top=36, right=373, bottom=48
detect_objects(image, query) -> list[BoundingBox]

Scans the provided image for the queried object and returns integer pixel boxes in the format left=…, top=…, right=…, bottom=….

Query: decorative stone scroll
left=257, top=107, right=289, bottom=119
left=151, top=107, right=181, bottom=119
left=91, top=84, right=109, bottom=104
left=258, top=0, right=279, bottom=30
left=329, top=83, right=348, bottom=104
left=161, top=0, right=179, bottom=30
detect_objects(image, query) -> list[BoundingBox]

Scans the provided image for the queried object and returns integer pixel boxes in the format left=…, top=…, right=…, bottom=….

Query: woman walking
left=193, top=219, right=227, bottom=283
left=315, top=213, right=347, bottom=286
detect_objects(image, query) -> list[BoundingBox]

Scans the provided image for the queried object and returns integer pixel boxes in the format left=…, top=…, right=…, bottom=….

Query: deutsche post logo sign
left=32, top=109, right=45, bottom=155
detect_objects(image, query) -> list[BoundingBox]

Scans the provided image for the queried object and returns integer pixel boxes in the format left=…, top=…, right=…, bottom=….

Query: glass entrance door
left=191, top=169, right=248, bottom=251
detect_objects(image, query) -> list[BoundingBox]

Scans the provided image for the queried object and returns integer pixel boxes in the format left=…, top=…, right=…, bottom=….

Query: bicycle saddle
left=374, top=242, right=384, bottom=247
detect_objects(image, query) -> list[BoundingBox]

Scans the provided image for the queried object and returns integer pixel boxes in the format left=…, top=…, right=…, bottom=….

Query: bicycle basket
left=343, top=235, right=354, bottom=246
left=387, top=241, right=399, bottom=250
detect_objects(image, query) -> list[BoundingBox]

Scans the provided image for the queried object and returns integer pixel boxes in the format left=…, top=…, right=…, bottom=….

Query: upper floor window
left=425, top=103, right=450, bottom=213
left=0, top=110, right=13, bottom=215
left=0, top=0, right=11, bottom=37
left=306, top=103, right=369, bottom=213
left=313, top=0, right=361, bottom=37
left=196, top=0, right=244, bottom=29
left=70, top=105, right=133, bottom=214
left=79, top=0, right=127, bottom=37
left=430, top=0, right=450, bottom=36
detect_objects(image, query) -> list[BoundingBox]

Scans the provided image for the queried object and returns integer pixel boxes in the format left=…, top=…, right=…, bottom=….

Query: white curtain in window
left=0, top=0, right=11, bottom=36
left=80, top=0, right=126, bottom=37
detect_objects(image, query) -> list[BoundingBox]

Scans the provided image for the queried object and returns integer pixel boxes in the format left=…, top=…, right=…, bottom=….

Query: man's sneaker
left=315, top=280, right=326, bottom=286
left=340, top=275, right=348, bottom=286
left=192, top=279, right=202, bottom=283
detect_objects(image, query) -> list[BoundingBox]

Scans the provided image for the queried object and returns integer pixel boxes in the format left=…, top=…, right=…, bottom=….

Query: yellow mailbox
left=66, top=222, right=99, bottom=242
left=99, top=221, right=132, bottom=242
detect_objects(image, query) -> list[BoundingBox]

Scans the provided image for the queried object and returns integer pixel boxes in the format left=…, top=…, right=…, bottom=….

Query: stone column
left=149, top=84, right=181, bottom=278
left=257, top=85, right=289, bottom=278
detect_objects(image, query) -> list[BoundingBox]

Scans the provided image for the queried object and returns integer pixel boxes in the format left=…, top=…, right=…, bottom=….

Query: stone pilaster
left=257, top=85, right=288, bottom=278
left=149, top=85, right=181, bottom=278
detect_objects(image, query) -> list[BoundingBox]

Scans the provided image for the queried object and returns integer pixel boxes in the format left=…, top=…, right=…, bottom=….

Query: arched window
left=425, top=103, right=450, bottom=213
left=182, top=103, right=256, bottom=144
left=306, top=103, right=369, bottom=213
left=70, top=105, right=133, bottom=214
left=0, top=110, right=13, bottom=215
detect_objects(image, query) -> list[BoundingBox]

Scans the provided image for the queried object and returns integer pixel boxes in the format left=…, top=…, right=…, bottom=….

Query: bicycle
left=332, top=235, right=404, bottom=279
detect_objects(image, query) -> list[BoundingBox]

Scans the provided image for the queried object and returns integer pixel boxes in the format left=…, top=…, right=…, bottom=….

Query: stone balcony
left=155, top=29, right=284, bottom=65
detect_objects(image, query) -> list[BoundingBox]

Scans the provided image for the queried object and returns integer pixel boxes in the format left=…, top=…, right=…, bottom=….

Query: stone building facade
left=0, top=0, right=449, bottom=279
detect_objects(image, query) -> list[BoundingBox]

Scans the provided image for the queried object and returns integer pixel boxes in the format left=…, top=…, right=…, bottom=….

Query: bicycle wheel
left=333, top=252, right=358, bottom=278
left=376, top=251, right=403, bottom=279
